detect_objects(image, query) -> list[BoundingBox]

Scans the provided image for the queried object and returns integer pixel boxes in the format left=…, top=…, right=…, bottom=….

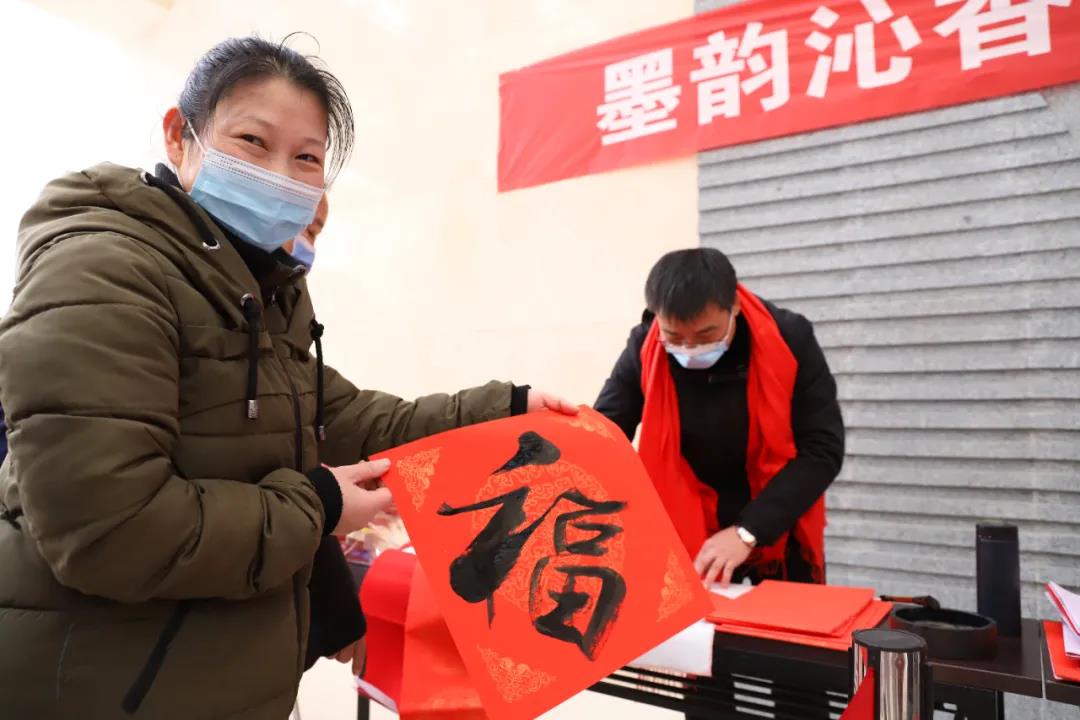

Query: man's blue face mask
left=663, top=312, right=736, bottom=370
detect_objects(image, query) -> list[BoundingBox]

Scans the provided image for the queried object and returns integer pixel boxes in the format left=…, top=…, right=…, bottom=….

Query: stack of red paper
left=1047, top=583, right=1080, bottom=656
left=1045, top=621, right=1080, bottom=683
left=1044, top=582, right=1080, bottom=683
left=707, top=580, right=892, bottom=651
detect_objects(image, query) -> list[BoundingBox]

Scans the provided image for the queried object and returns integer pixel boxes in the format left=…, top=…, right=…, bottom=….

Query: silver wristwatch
left=735, top=526, right=757, bottom=547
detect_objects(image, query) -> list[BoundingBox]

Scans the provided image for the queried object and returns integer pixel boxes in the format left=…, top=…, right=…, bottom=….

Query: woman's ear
left=162, top=107, right=187, bottom=171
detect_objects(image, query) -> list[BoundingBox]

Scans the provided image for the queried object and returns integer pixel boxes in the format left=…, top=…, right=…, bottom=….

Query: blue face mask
left=289, top=234, right=316, bottom=271
left=187, top=131, right=324, bottom=253
left=667, top=341, right=729, bottom=370
left=664, top=314, right=736, bottom=370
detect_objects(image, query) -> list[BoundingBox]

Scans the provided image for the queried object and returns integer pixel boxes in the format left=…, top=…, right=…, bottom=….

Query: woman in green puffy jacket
left=0, top=36, right=572, bottom=719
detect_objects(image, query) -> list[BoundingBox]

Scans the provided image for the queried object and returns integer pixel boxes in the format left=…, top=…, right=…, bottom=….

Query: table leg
left=771, top=684, right=835, bottom=720
left=938, top=686, right=1004, bottom=720
left=682, top=673, right=838, bottom=720
left=978, top=690, right=1005, bottom=720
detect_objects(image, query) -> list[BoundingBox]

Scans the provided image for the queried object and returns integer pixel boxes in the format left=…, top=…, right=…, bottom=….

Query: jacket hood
left=16, top=162, right=285, bottom=325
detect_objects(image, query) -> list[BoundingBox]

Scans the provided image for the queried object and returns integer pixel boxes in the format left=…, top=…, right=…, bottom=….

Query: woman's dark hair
left=645, top=248, right=738, bottom=321
left=179, top=35, right=355, bottom=180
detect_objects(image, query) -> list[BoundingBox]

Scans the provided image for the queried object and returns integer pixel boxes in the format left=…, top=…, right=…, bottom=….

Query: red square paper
left=375, top=408, right=712, bottom=720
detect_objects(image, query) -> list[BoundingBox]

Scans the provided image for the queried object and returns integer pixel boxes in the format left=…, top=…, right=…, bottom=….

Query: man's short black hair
left=645, top=248, right=737, bottom=321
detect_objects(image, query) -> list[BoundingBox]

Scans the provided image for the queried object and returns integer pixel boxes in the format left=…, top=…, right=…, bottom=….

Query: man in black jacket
left=595, top=248, right=844, bottom=587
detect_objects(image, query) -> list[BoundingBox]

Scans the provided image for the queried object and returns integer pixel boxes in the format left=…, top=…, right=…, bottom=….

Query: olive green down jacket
left=0, top=163, right=512, bottom=719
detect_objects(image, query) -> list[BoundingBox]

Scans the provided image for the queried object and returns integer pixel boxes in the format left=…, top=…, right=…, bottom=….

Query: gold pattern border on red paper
left=658, top=550, right=694, bottom=622
left=557, top=411, right=615, bottom=440
left=478, top=647, right=556, bottom=703
left=397, top=448, right=441, bottom=511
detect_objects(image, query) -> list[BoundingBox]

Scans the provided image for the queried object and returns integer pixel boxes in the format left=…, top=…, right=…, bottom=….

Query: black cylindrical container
left=976, top=523, right=1021, bottom=637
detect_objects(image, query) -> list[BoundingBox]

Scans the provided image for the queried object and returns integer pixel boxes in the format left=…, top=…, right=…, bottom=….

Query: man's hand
left=694, top=527, right=753, bottom=587
left=526, top=389, right=579, bottom=415
left=332, top=638, right=366, bottom=677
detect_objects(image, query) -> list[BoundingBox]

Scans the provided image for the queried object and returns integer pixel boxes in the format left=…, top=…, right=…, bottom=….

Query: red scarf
left=638, top=285, right=825, bottom=580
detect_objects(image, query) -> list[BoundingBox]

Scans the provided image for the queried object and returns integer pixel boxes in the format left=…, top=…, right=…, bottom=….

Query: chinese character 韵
left=691, top=22, right=790, bottom=125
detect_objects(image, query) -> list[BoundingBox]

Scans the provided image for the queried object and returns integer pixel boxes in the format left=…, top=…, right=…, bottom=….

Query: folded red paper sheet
left=1045, top=621, right=1080, bottom=684
left=839, top=668, right=875, bottom=720
left=360, top=550, right=487, bottom=718
left=708, top=580, right=875, bottom=637
left=360, top=550, right=413, bottom=707
left=374, top=408, right=712, bottom=720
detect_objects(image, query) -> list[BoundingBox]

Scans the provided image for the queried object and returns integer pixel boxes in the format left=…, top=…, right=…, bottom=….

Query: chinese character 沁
left=805, top=0, right=924, bottom=97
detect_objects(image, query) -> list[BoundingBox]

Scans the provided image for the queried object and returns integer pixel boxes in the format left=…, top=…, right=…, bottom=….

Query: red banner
left=499, top=0, right=1080, bottom=191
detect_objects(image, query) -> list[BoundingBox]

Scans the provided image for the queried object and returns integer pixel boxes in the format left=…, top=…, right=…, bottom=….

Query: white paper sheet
left=710, top=579, right=755, bottom=600
left=628, top=619, right=715, bottom=676
left=1049, top=582, right=1080, bottom=635
left=1065, top=618, right=1080, bottom=659
left=355, top=677, right=398, bottom=713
